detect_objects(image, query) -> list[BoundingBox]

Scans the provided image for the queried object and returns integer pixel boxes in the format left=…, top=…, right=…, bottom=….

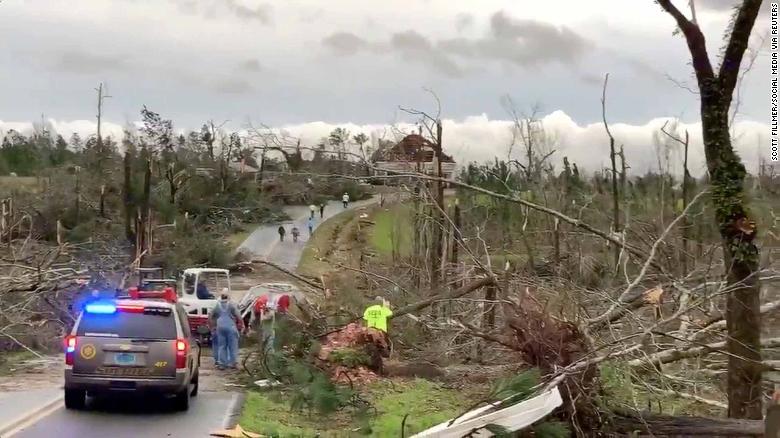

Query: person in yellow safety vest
left=363, top=296, right=392, bottom=333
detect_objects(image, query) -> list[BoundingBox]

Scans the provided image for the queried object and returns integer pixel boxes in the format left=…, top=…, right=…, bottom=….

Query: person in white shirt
left=342, top=192, right=350, bottom=208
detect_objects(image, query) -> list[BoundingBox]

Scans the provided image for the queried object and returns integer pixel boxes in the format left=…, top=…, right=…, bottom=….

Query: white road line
left=220, top=392, right=245, bottom=429
left=0, top=395, right=63, bottom=437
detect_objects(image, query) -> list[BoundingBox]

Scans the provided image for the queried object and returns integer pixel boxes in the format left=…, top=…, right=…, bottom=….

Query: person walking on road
left=309, top=204, right=317, bottom=219
left=291, top=226, right=300, bottom=243
left=342, top=192, right=350, bottom=208
left=319, top=203, right=325, bottom=218
left=308, top=217, right=315, bottom=235
left=208, top=290, right=244, bottom=370
left=277, top=225, right=286, bottom=242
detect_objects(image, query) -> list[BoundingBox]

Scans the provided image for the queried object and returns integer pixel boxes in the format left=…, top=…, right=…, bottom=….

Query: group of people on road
left=276, top=193, right=352, bottom=243
left=208, top=289, right=295, bottom=370
left=310, top=203, right=325, bottom=219
left=208, top=289, right=244, bottom=370
left=277, top=224, right=302, bottom=242
left=206, top=288, right=391, bottom=372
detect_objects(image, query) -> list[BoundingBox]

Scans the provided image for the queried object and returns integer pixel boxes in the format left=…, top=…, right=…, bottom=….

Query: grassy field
left=298, top=209, right=358, bottom=278
left=0, top=176, right=43, bottom=195
left=599, top=362, right=725, bottom=417
left=239, top=379, right=470, bottom=437
left=369, top=204, right=413, bottom=258
left=0, top=350, right=37, bottom=376
left=370, top=196, right=459, bottom=259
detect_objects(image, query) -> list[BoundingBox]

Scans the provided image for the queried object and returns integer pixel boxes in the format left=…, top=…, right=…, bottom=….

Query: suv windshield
left=77, top=311, right=177, bottom=339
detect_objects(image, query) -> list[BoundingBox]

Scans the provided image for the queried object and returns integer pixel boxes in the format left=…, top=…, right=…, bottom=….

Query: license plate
left=114, top=352, right=136, bottom=365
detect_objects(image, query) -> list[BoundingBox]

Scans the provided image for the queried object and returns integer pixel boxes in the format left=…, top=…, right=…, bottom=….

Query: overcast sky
left=0, top=0, right=772, bottom=174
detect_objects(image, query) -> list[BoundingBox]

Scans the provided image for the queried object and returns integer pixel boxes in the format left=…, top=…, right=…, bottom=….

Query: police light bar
left=84, top=302, right=117, bottom=314
left=127, top=286, right=177, bottom=303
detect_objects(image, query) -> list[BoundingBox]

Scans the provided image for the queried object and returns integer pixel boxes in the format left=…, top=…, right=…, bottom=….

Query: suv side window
left=176, top=305, right=191, bottom=337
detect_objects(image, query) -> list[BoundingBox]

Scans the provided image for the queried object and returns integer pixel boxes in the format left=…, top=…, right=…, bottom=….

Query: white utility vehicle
left=177, top=268, right=232, bottom=342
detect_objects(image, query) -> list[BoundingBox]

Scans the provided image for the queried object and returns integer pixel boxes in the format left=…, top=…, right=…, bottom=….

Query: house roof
left=374, top=134, right=455, bottom=163
left=229, top=161, right=260, bottom=173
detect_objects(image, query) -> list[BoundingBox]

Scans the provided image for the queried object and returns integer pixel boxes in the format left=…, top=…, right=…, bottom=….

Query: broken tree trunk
left=602, top=73, right=621, bottom=268
left=123, top=151, right=134, bottom=244
left=391, top=277, right=494, bottom=320
left=430, top=121, right=445, bottom=314
left=611, top=411, right=763, bottom=436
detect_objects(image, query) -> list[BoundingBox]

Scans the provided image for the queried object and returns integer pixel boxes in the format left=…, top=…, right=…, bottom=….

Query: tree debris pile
left=0, top=239, right=130, bottom=352
left=316, top=322, right=388, bottom=384
left=501, top=288, right=603, bottom=434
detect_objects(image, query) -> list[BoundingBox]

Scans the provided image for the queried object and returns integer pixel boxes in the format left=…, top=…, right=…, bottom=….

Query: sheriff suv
left=63, top=287, right=201, bottom=411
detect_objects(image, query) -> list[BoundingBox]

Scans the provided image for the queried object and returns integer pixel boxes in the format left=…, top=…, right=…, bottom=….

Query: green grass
left=488, top=253, right=527, bottom=268
left=370, top=204, right=413, bottom=258
left=0, top=350, right=38, bottom=376
left=365, top=379, right=468, bottom=436
left=0, top=176, right=42, bottom=195
left=599, top=362, right=724, bottom=417
left=298, top=209, right=358, bottom=278
left=239, top=379, right=471, bottom=437
left=238, top=390, right=327, bottom=437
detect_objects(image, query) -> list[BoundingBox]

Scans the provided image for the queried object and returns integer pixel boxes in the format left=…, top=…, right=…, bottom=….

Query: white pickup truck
left=177, top=268, right=232, bottom=341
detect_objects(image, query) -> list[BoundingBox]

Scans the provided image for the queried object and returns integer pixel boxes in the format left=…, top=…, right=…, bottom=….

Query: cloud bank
left=1, top=111, right=770, bottom=178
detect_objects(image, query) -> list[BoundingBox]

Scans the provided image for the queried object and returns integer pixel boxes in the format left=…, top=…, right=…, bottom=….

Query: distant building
left=372, top=134, right=456, bottom=181
left=228, top=160, right=260, bottom=175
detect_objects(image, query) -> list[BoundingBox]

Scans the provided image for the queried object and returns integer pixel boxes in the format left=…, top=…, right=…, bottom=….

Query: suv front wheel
left=64, top=389, right=86, bottom=410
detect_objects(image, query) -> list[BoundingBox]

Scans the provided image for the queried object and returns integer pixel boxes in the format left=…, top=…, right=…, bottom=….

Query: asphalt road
left=11, top=392, right=239, bottom=438
left=4, top=198, right=376, bottom=437
left=236, top=197, right=375, bottom=270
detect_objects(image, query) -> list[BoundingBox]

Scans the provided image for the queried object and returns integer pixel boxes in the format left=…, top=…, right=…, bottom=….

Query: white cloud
left=273, top=112, right=770, bottom=177
left=2, top=111, right=769, bottom=178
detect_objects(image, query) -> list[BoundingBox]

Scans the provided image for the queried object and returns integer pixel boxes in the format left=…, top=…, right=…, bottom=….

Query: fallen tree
left=611, top=411, right=764, bottom=436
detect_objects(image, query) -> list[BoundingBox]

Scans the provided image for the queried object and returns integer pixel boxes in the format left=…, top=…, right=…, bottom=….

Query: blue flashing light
left=85, top=302, right=117, bottom=314
left=66, top=345, right=75, bottom=353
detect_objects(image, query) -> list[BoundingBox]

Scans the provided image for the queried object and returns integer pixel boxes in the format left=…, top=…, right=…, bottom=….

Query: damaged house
left=371, top=133, right=457, bottom=184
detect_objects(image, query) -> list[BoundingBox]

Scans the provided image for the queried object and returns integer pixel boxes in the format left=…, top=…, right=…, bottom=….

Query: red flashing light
left=116, top=304, right=145, bottom=313
left=175, top=338, right=188, bottom=369
left=127, top=286, right=177, bottom=303
left=163, top=287, right=177, bottom=303
left=64, top=335, right=76, bottom=365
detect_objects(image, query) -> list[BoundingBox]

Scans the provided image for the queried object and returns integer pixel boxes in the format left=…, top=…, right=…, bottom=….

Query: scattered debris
left=317, top=322, right=388, bottom=384
left=253, top=379, right=281, bottom=388
left=331, top=365, right=380, bottom=385
left=210, top=424, right=262, bottom=438
left=412, top=386, right=563, bottom=437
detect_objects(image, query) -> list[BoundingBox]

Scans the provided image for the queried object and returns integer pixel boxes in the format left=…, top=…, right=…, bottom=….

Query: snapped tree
left=656, top=0, right=764, bottom=419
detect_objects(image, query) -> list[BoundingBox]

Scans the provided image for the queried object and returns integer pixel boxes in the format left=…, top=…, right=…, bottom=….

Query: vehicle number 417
left=154, top=361, right=168, bottom=367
